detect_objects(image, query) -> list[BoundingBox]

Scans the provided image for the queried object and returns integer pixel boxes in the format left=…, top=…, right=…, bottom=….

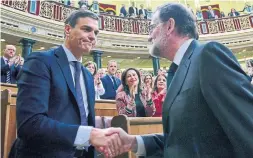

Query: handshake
left=89, top=127, right=137, bottom=158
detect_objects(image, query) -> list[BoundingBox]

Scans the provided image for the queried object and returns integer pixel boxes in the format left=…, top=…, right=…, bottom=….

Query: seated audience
left=1, top=45, right=22, bottom=84
left=229, top=8, right=240, bottom=17
left=84, top=61, right=105, bottom=99
left=152, top=74, right=167, bottom=117
left=116, top=68, right=156, bottom=117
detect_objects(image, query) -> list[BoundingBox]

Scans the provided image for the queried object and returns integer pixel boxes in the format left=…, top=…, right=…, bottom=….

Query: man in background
left=1, top=45, right=22, bottom=84
left=139, top=4, right=148, bottom=19
left=100, top=60, right=121, bottom=100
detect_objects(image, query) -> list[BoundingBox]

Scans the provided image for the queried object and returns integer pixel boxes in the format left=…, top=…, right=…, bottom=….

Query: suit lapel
left=163, top=40, right=198, bottom=124
left=54, top=46, right=77, bottom=101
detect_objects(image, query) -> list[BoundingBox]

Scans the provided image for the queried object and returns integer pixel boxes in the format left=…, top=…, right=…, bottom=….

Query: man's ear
left=64, top=24, right=72, bottom=38
left=166, top=18, right=175, bottom=36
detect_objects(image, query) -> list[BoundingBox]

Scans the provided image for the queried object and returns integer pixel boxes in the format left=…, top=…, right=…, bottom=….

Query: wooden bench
left=1, top=90, right=17, bottom=158
left=111, top=115, right=163, bottom=158
left=95, top=99, right=118, bottom=116
left=2, top=90, right=162, bottom=158
left=0, top=83, right=18, bottom=94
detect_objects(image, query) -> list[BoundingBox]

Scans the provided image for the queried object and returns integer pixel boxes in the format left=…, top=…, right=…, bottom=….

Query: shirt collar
left=62, top=44, right=82, bottom=63
left=3, top=56, right=9, bottom=62
left=173, top=39, right=193, bottom=66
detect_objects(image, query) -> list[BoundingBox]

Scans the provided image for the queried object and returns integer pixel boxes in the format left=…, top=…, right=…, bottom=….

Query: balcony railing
left=2, top=0, right=253, bottom=35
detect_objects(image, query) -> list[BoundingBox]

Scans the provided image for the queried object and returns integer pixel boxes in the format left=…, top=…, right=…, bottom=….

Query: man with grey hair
left=104, top=3, right=253, bottom=158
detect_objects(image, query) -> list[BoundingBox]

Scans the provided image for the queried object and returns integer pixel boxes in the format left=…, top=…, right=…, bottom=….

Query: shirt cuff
left=74, top=126, right=93, bottom=148
left=135, top=135, right=146, bottom=156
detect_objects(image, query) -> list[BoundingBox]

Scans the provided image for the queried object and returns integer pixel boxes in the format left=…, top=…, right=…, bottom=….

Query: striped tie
left=6, top=60, right=11, bottom=83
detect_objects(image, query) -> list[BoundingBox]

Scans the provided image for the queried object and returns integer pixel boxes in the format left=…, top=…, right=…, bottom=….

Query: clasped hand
left=89, top=127, right=136, bottom=158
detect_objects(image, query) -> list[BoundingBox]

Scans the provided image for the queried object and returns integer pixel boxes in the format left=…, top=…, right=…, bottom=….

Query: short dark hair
left=121, top=68, right=142, bottom=94
left=156, top=3, right=198, bottom=39
left=65, top=10, right=99, bottom=27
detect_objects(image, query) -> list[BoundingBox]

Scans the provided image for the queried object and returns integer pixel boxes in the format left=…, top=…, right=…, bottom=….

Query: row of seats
left=0, top=83, right=163, bottom=158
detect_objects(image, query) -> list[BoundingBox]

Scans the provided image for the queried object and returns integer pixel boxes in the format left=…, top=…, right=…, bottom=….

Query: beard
left=149, top=42, right=161, bottom=58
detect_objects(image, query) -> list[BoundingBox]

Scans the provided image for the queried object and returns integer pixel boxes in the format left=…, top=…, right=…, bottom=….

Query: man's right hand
left=105, top=128, right=137, bottom=156
left=89, top=128, right=123, bottom=158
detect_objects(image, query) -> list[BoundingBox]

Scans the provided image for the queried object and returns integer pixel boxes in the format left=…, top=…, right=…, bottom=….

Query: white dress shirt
left=142, top=9, right=146, bottom=16
left=135, top=39, right=194, bottom=156
left=62, top=44, right=92, bottom=148
left=3, top=56, right=9, bottom=64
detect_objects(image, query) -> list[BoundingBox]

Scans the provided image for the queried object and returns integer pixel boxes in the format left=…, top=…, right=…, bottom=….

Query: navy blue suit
left=9, top=46, right=96, bottom=158
left=100, top=74, right=121, bottom=100
left=1, top=57, right=21, bottom=84
left=142, top=40, right=253, bottom=157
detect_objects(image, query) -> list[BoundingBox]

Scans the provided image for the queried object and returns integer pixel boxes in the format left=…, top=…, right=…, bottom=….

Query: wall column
left=152, top=56, right=160, bottom=76
left=92, top=50, right=103, bottom=69
left=19, top=38, right=36, bottom=59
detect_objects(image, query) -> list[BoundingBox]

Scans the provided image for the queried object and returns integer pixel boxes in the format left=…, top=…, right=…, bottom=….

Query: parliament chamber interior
left=1, top=0, right=253, bottom=158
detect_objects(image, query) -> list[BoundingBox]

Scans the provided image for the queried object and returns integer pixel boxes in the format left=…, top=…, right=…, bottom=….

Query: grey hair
left=65, top=10, right=99, bottom=28
left=156, top=3, right=198, bottom=39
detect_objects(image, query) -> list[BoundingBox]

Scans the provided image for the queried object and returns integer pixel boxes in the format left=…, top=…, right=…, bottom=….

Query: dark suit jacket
left=229, top=11, right=240, bottom=17
left=129, top=6, right=138, bottom=16
left=120, top=6, right=127, bottom=17
left=100, top=74, right=121, bottom=100
left=9, top=46, right=96, bottom=158
left=139, top=9, right=148, bottom=19
left=1, top=57, right=21, bottom=84
left=142, top=40, right=253, bottom=158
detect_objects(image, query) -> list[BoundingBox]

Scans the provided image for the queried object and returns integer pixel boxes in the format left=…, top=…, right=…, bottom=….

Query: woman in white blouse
left=84, top=61, right=105, bottom=99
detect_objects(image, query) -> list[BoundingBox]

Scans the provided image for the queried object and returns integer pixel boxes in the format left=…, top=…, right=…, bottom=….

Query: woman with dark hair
left=84, top=61, right=105, bottom=99
left=116, top=68, right=156, bottom=117
left=152, top=74, right=167, bottom=117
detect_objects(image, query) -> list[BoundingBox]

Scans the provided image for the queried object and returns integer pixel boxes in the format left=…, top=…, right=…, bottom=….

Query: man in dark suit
left=139, top=4, right=148, bottom=19
left=9, top=10, right=123, bottom=158
left=100, top=60, right=121, bottom=100
left=105, top=3, right=253, bottom=158
left=1, top=45, right=22, bottom=84
left=120, top=4, right=127, bottom=17
left=207, top=5, right=216, bottom=19
left=128, top=2, right=138, bottom=17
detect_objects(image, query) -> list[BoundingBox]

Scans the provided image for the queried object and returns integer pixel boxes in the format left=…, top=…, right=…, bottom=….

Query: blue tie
left=167, top=62, right=178, bottom=88
left=112, top=76, right=117, bottom=90
left=73, top=61, right=88, bottom=126
left=6, top=60, right=11, bottom=84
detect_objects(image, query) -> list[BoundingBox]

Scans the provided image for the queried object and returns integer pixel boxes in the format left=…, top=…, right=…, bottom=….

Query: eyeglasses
left=148, top=23, right=159, bottom=34
left=149, top=22, right=163, bottom=34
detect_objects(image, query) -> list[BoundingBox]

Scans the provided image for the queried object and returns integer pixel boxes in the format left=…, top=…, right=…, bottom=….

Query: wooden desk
left=0, top=83, right=18, bottom=94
